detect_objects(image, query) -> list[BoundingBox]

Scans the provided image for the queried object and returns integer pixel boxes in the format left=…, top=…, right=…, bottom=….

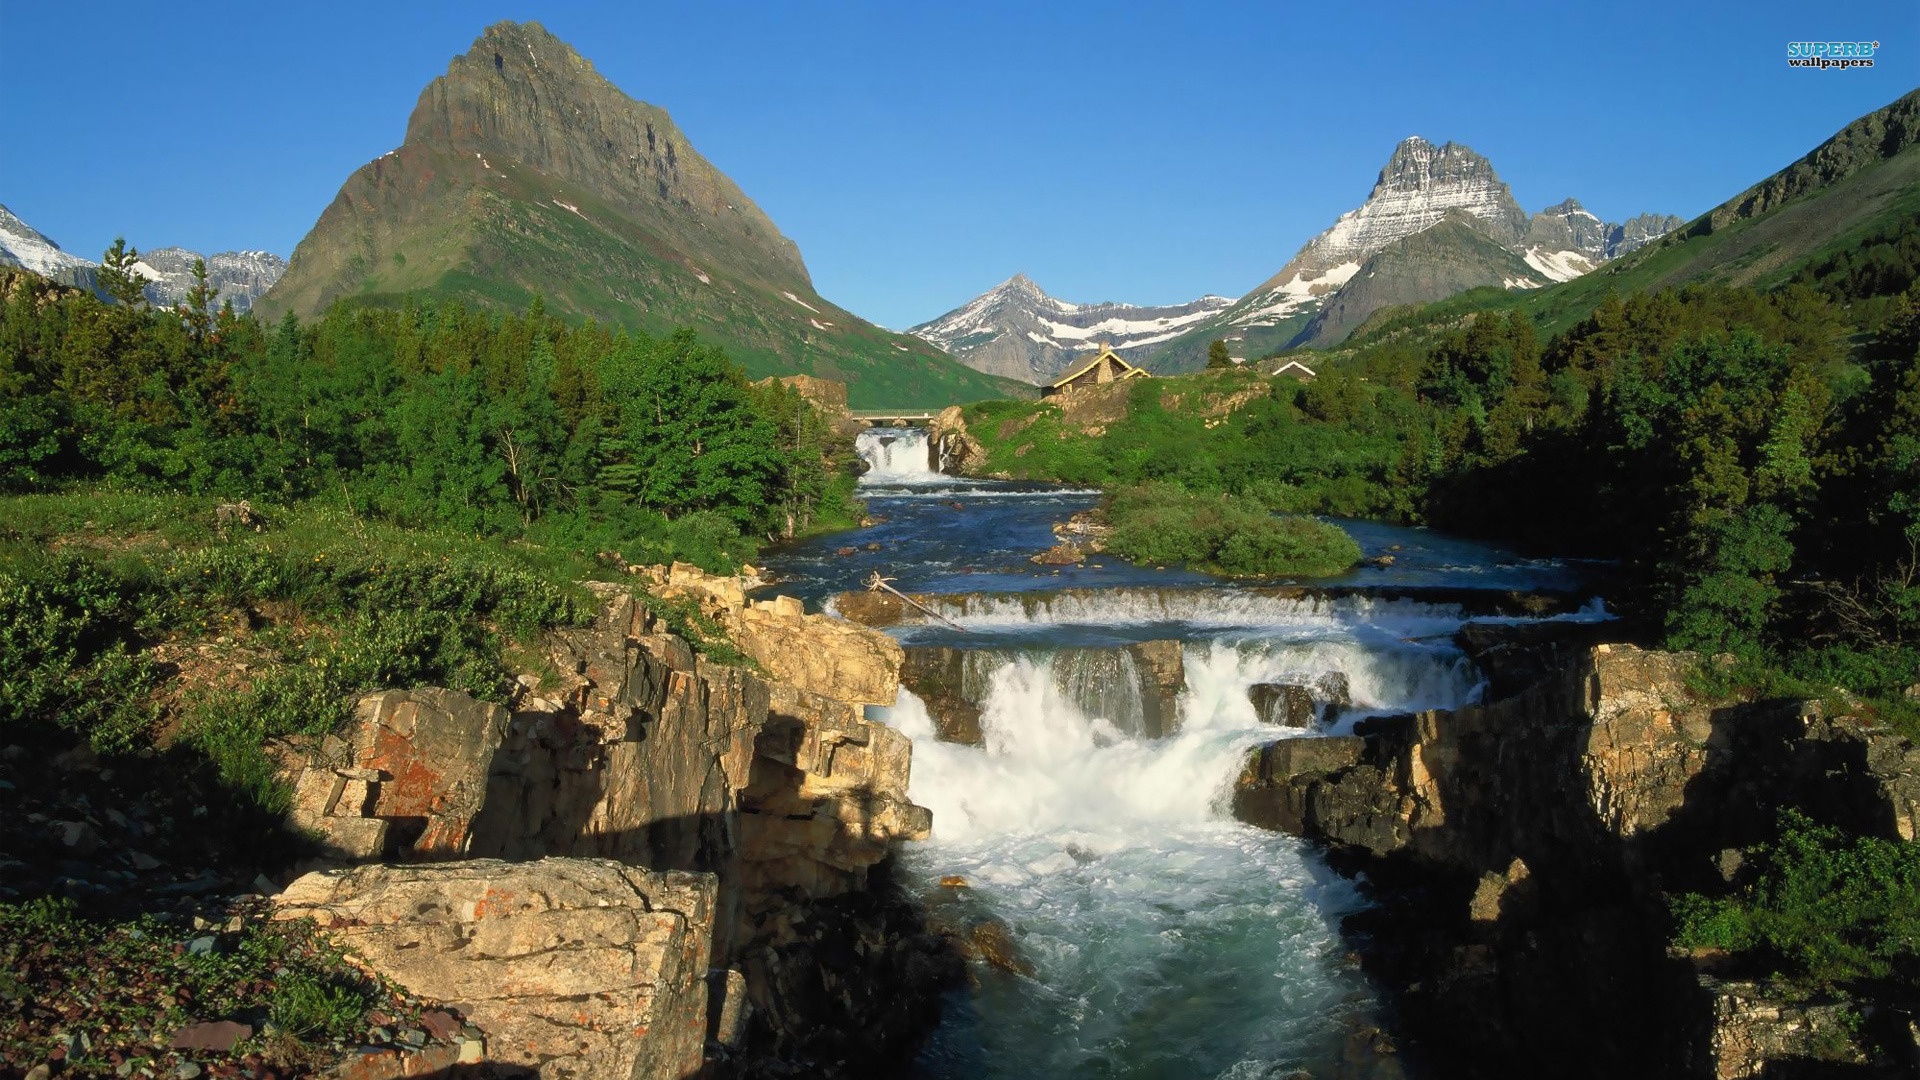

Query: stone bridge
left=847, top=411, right=938, bottom=427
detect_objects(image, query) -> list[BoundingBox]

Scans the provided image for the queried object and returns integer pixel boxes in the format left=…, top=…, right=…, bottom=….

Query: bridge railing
left=847, top=411, right=938, bottom=426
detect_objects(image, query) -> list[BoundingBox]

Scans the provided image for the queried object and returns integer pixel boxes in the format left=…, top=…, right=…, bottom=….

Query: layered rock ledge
left=274, top=565, right=958, bottom=1078
left=1232, top=632, right=1920, bottom=1077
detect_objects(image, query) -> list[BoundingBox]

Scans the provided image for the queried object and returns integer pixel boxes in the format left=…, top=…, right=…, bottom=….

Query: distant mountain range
left=907, top=274, right=1233, bottom=384
left=255, top=20, right=1022, bottom=408
left=0, top=204, right=286, bottom=312
left=917, top=137, right=1682, bottom=379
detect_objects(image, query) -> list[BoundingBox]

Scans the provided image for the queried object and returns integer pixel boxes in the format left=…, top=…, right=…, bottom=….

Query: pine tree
left=1207, top=339, right=1232, bottom=369
left=182, top=258, right=216, bottom=345
left=96, top=238, right=147, bottom=307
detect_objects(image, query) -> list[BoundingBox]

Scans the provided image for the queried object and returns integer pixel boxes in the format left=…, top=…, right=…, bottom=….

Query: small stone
left=57, top=820, right=101, bottom=854
left=174, top=1063, right=202, bottom=1079
left=223, top=916, right=244, bottom=933
left=186, top=935, right=218, bottom=956
left=252, top=874, right=279, bottom=896
left=129, top=852, right=162, bottom=871
left=397, top=1028, right=427, bottom=1048
left=25, top=1066, right=51, bottom=1080
left=418, top=1010, right=460, bottom=1041
left=168, top=1020, right=251, bottom=1053
left=1716, top=848, right=1745, bottom=882
left=457, top=1038, right=485, bottom=1065
left=939, top=875, right=968, bottom=888
left=368, top=1026, right=392, bottom=1044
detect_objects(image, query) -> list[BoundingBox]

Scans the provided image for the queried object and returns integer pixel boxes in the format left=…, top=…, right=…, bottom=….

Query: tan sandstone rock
left=276, top=858, right=714, bottom=1080
left=734, top=602, right=904, bottom=707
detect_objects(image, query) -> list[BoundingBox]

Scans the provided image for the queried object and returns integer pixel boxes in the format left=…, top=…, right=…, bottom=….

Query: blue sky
left=1, top=1, right=1913, bottom=329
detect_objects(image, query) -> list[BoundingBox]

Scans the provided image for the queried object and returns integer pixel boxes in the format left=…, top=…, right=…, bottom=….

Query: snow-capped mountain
left=0, top=203, right=286, bottom=312
left=1146, top=139, right=1682, bottom=363
left=0, top=205, right=93, bottom=279
left=1520, top=199, right=1686, bottom=283
left=1229, top=138, right=1534, bottom=331
left=136, top=247, right=289, bottom=313
left=909, top=273, right=1234, bottom=384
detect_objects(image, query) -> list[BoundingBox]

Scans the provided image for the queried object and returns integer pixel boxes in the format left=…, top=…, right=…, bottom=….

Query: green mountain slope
left=1339, top=88, right=1920, bottom=351
left=257, top=21, right=1024, bottom=408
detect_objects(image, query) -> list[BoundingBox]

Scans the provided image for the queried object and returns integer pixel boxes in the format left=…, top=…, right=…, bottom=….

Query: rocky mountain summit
left=908, top=273, right=1233, bottom=384
left=258, top=20, right=1014, bottom=407
left=0, top=204, right=285, bottom=312
left=1139, top=138, right=1681, bottom=365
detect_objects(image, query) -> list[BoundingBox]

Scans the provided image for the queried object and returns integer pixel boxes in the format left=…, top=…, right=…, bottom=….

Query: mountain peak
left=259, top=21, right=1015, bottom=406
left=401, top=20, right=809, bottom=288
left=1373, top=138, right=1502, bottom=199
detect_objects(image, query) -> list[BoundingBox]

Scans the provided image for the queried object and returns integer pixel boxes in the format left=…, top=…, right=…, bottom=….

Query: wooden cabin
left=1043, top=343, right=1149, bottom=397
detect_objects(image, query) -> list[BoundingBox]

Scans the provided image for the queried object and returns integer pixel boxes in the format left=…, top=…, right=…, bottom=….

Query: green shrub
left=0, top=552, right=164, bottom=751
left=1103, top=483, right=1361, bottom=578
left=1672, top=809, right=1920, bottom=990
left=0, top=897, right=391, bottom=1072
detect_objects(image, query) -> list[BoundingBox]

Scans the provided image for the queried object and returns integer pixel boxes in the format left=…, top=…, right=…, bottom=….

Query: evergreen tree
left=1207, top=339, right=1232, bottom=369
left=96, top=238, right=147, bottom=307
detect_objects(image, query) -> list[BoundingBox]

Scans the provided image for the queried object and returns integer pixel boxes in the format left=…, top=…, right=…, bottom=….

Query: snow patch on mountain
left=1522, top=246, right=1598, bottom=283
left=1234, top=261, right=1361, bottom=327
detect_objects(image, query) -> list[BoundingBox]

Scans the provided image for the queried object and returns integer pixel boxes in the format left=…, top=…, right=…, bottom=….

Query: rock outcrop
left=276, top=569, right=956, bottom=1078
left=897, top=641, right=1187, bottom=744
left=929, top=405, right=985, bottom=477
left=275, top=858, right=714, bottom=1080
left=1247, top=671, right=1349, bottom=728
left=1232, top=639, right=1920, bottom=1077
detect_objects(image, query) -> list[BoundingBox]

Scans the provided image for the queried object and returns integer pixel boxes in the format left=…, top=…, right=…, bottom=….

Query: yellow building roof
left=1047, top=344, right=1141, bottom=389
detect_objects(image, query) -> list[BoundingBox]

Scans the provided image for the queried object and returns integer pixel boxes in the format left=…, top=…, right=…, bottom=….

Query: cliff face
left=275, top=571, right=957, bottom=1078
left=1233, top=636, right=1920, bottom=1078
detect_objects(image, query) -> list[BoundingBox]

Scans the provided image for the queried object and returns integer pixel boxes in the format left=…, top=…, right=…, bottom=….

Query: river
left=755, top=427, right=1606, bottom=1079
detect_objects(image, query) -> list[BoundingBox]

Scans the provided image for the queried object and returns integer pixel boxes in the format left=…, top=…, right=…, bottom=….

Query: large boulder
left=286, top=688, right=508, bottom=861
left=735, top=599, right=904, bottom=707
left=275, top=858, right=715, bottom=1080
left=899, top=647, right=986, bottom=746
left=1127, top=640, right=1186, bottom=738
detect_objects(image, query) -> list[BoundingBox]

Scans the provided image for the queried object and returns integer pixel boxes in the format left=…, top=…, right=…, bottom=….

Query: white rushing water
left=881, top=621, right=1486, bottom=1076
left=856, top=426, right=940, bottom=481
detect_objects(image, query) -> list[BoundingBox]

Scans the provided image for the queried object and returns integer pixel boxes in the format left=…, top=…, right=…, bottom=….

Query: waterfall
left=882, top=641, right=1384, bottom=1074
left=855, top=426, right=938, bottom=481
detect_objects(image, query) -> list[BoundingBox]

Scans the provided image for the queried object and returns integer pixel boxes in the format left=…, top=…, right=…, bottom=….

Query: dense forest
left=0, top=255, right=861, bottom=569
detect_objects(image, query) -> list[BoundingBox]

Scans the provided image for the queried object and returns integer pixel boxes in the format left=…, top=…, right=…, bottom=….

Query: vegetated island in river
left=1040, top=481, right=1363, bottom=578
